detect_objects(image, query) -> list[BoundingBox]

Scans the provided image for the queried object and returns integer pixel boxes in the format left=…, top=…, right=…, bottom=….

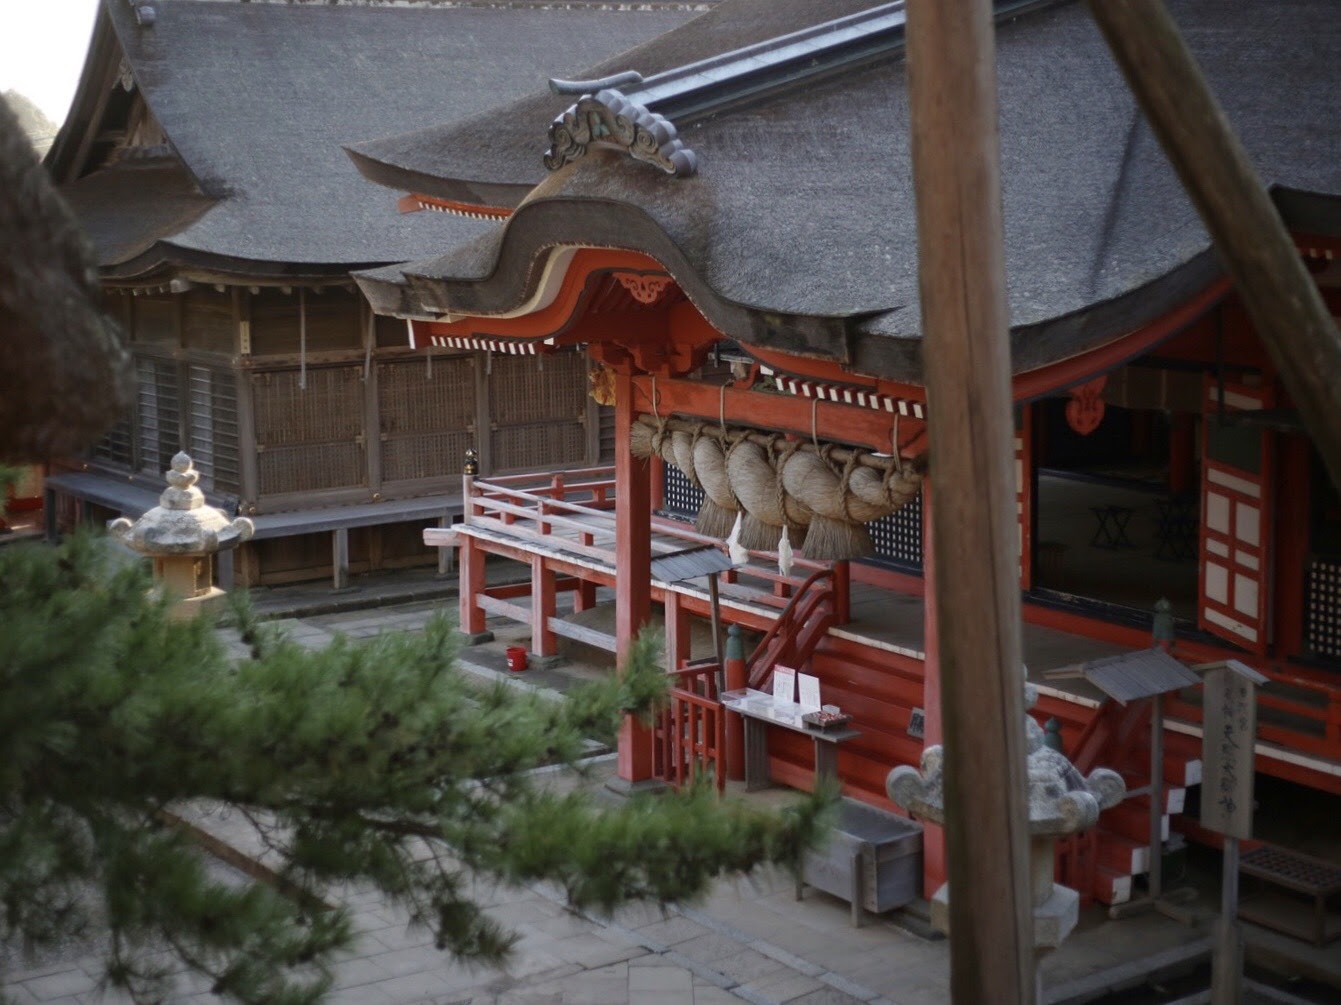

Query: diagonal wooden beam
left=1088, top=0, right=1341, bottom=493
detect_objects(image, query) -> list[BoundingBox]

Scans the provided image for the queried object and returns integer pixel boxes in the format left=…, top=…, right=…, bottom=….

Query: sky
left=0, top=0, right=101, bottom=123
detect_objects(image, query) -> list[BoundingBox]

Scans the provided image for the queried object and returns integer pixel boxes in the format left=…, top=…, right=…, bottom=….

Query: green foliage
left=0, top=534, right=832, bottom=1003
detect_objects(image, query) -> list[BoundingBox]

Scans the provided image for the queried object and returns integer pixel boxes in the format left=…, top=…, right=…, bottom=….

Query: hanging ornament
left=726, top=511, right=748, bottom=566
left=777, top=530, right=794, bottom=577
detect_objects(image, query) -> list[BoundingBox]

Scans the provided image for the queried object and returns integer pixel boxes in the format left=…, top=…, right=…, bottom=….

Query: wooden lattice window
left=662, top=464, right=705, bottom=522
left=136, top=356, right=181, bottom=476
left=597, top=404, right=616, bottom=464
left=252, top=366, right=365, bottom=496
left=868, top=491, right=923, bottom=570
left=188, top=366, right=240, bottom=494
left=91, top=414, right=133, bottom=468
left=378, top=356, right=474, bottom=483
left=1305, top=557, right=1341, bottom=662
left=488, top=351, right=588, bottom=472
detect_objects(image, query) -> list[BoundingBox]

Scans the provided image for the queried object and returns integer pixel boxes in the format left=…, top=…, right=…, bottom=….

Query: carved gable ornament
left=545, top=89, right=698, bottom=178
left=613, top=270, right=674, bottom=305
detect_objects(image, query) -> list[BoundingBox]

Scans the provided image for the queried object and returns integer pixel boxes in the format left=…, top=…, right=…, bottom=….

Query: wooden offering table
left=720, top=689, right=860, bottom=792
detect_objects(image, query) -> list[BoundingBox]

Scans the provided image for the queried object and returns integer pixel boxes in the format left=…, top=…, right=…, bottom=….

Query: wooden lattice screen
left=91, top=413, right=133, bottom=468
left=136, top=356, right=180, bottom=477
left=188, top=365, right=240, bottom=494
left=1305, top=556, right=1341, bottom=661
left=598, top=403, right=616, bottom=463
left=662, top=464, right=705, bottom=520
left=252, top=366, right=365, bottom=496
left=488, top=352, right=588, bottom=472
left=868, top=491, right=924, bottom=570
left=378, top=356, right=474, bottom=483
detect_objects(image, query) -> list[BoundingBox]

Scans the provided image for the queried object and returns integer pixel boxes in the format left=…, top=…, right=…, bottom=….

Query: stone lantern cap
left=109, top=452, right=254, bottom=556
left=887, top=670, right=1125, bottom=839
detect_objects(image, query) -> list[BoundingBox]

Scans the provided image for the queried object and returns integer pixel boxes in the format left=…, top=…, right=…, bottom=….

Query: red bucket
left=505, top=646, right=529, bottom=672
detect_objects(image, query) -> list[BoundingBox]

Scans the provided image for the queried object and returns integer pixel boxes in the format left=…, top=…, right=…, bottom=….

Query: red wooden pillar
left=724, top=624, right=747, bottom=781
left=615, top=368, right=655, bottom=783
left=664, top=589, right=691, bottom=670
left=458, top=535, right=489, bottom=639
left=530, top=555, right=557, bottom=657
left=832, top=560, right=851, bottom=624
left=458, top=464, right=491, bottom=641
left=920, top=480, right=946, bottom=893
left=1274, top=435, right=1311, bottom=658
left=573, top=578, right=598, bottom=613
left=1169, top=412, right=1196, bottom=495
left=650, top=454, right=666, bottom=513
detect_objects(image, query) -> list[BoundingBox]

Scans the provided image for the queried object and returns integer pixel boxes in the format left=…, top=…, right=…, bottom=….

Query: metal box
left=801, top=797, right=923, bottom=925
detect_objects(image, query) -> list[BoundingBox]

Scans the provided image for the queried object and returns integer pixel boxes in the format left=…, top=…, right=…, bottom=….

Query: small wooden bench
left=1238, top=843, right=1341, bottom=946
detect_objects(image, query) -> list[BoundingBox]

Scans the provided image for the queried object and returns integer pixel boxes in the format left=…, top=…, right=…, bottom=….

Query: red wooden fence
left=653, top=659, right=726, bottom=793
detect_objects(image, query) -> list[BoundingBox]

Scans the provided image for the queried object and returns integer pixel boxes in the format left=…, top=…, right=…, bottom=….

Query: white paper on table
left=772, top=667, right=796, bottom=706
left=797, top=673, right=822, bottom=712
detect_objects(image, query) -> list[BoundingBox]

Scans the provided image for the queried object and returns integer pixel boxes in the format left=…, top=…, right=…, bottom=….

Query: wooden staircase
left=747, top=568, right=837, bottom=691
left=1035, top=692, right=1202, bottom=905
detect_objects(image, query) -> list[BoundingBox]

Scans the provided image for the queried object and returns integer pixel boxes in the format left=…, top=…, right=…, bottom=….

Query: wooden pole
left=905, top=1, right=1034, bottom=1001
left=1148, top=693, right=1165, bottom=900
left=1212, top=835, right=1243, bottom=1005
left=707, top=572, right=725, bottom=692
left=1088, top=0, right=1341, bottom=494
left=920, top=482, right=946, bottom=896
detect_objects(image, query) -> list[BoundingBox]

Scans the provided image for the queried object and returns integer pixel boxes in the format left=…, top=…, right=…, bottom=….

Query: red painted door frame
left=1199, top=379, right=1275, bottom=654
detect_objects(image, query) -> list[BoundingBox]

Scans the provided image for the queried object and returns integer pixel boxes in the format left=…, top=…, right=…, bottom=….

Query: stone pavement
left=5, top=576, right=1332, bottom=1005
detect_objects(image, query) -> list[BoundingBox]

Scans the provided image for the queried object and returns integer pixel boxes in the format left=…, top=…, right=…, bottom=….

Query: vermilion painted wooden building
left=44, top=0, right=698, bottom=586
left=351, top=0, right=1341, bottom=904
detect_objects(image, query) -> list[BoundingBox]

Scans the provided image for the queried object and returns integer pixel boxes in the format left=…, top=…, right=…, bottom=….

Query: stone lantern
left=887, top=669, right=1125, bottom=956
left=109, top=452, right=254, bottom=620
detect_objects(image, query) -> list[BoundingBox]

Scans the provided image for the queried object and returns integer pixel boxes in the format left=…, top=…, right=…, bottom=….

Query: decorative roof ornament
left=541, top=2, right=1051, bottom=182
left=128, top=1, right=157, bottom=27
left=545, top=88, right=697, bottom=178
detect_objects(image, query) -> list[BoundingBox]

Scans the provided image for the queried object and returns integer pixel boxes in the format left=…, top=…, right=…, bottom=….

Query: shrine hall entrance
left=1031, top=398, right=1199, bottom=621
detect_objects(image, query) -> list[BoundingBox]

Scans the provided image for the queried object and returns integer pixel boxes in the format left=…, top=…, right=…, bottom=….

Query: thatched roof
left=353, top=0, right=1341, bottom=382
left=48, top=0, right=706, bottom=282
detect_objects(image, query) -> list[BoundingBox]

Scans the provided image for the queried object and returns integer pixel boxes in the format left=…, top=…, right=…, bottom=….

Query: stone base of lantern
left=1032, top=884, right=1080, bottom=949
left=160, top=585, right=228, bottom=622
left=928, top=880, right=1078, bottom=950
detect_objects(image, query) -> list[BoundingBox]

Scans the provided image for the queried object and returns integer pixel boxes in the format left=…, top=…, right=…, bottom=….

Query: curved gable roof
left=356, top=0, right=1341, bottom=381
left=55, top=0, right=700, bottom=278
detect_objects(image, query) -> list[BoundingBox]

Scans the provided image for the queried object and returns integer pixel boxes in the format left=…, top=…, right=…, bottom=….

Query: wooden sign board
left=907, top=707, right=925, bottom=740
left=1200, top=665, right=1262, bottom=840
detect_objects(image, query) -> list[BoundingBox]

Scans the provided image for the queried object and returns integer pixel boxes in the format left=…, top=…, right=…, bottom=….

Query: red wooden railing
left=747, top=568, right=836, bottom=690
left=1055, top=829, right=1099, bottom=907
left=653, top=659, right=726, bottom=793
